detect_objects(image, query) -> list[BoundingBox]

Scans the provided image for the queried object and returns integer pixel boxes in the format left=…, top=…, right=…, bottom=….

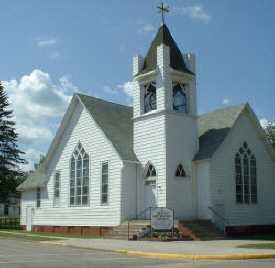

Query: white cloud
left=174, top=6, right=211, bottom=22
left=260, top=118, right=269, bottom=129
left=17, top=125, right=53, bottom=143
left=36, top=38, right=57, bottom=47
left=118, top=81, right=133, bottom=97
left=59, top=76, right=78, bottom=93
left=137, top=24, right=156, bottom=34
left=3, top=70, right=75, bottom=147
left=103, top=86, right=118, bottom=94
left=222, top=98, right=230, bottom=105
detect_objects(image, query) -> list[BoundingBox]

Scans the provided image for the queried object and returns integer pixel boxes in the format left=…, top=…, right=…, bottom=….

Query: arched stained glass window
left=235, top=142, right=257, bottom=204
left=173, top=83, right=187, bottom=114
left=144, top=83, right=156, bottom=114
left=175, top=164, right=186, bottom=177
left=70, top=143, right=89, bottom=206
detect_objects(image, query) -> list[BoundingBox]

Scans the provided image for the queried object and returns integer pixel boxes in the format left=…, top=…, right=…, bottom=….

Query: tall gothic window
left=101, top=162, right=108, bottom=204
left=53, top=171, right=60, bottom=207
left=144, top=83, right=156, bottom=113
left=70, top=143, right=89, bottom=206
left=173, top=83, right=187, bottom=114
left=235, top=142, right=257, bottom=204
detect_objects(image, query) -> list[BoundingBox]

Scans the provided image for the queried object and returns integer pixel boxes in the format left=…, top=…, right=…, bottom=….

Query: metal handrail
left=127, top=207, right=156, bottom=240
left=207, top=205, right=229, bottom=226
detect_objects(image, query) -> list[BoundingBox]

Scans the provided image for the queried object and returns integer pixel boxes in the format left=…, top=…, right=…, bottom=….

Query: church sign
left=151, top=207, right=174, bottom=230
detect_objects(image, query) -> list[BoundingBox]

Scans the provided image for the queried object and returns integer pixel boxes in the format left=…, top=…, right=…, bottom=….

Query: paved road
left=1, top=238, right=275, bottom=268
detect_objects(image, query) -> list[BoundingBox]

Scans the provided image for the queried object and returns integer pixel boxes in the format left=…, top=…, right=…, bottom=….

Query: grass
left=232, top=234, right=275, bottom=241
left=0, top=231, right=62, bottom=241
left=0, top=229, right=101, bottom=239
left=237, top=243, right=275, bottom=250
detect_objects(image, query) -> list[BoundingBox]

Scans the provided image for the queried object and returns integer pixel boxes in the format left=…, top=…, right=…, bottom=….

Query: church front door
left=145, top=180, right=157, bottom=219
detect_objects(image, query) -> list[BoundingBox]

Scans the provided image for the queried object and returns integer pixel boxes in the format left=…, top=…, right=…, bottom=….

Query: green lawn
left=237, top=243, right=275, bottom=250
left=0, top=229, right=100, bottom=239
left=233, top=234, right=275, bottom=241
left=0, top=231, right=62, bottom=241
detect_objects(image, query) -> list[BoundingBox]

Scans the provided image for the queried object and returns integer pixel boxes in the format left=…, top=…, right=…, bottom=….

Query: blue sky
left=1, top=0, right=274, bottom=171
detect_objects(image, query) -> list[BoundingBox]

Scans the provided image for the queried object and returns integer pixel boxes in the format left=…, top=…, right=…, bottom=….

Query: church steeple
left=132, top=19, right=199, bottom=211
left=138, top=24, right=193, bottom=75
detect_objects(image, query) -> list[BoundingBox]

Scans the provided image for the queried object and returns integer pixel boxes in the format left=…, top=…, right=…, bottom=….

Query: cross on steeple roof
left=157, top=2, right=169, bottom=25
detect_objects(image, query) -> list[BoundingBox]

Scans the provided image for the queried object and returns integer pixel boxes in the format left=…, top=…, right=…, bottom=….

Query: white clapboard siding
left=21, top=101, right=123, bottom=227
left=134, top=114, right=167, bottom=208
left=210, top=111, right=275, bottom=227
left=195, top=160, right=211, bottom=219
left=166, top=113, right=199, bottom=219
left=121, top=162, right=138, bottom=220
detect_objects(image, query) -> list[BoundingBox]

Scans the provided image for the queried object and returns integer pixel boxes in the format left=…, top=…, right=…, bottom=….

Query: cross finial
left=157, top=2, right=169, bottom=25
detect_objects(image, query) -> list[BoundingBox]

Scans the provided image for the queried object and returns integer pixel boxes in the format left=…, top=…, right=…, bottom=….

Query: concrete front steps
left=179, top=220, right=225, bottom=241
left=104, top=220, right=150, bottom=240
left=105, top=219, right=225, bottom=241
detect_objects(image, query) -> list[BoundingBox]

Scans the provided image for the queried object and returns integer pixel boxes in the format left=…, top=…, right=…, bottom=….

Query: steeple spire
left=157, top=2, right=169, bottom=25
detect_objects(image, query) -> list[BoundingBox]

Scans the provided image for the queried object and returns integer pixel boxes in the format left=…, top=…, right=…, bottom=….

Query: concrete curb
left=114, top=250, right=275, bottom=260
left=39, top=241, right=275, bottom=261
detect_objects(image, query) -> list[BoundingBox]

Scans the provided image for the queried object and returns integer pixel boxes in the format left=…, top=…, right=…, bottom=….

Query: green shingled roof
left=138, top=24, right=193, bottom=75
left=17, top=94, right=246, bottom=191
left=16, top=172, right=46, bottom=191
left=194, top=103, right=247, bottom=161
left=77, top=93, right=138, bottom=162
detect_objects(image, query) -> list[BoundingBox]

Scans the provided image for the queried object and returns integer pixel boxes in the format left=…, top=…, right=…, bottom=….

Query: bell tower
left=133, top=14, right=198, bottom=218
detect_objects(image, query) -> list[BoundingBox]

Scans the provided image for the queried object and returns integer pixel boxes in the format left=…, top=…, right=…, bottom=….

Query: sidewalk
left=1, top=230, right=274, bottom=260
left=40, top=237, right=275, bottom=260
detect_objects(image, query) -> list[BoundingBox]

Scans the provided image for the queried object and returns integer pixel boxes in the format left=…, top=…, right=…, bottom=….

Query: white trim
left=134, top=69, right=158, bottom=81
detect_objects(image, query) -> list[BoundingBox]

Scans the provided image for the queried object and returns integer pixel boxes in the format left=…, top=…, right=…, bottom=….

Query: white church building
left=17, top=23, right=275, bottom=237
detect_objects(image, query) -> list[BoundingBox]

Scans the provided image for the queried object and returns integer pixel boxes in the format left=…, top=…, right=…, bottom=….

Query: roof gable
left=77, top=93, right=138, bottom=162
left=138, top=24, right=193, bottom=75
left=194, top=104, right=247, bottom=161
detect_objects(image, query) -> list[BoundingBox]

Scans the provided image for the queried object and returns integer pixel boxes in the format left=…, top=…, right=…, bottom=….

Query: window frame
left=144, top=82, right=157, bottom=114
left=175, top=164, right=186, bottom=178
left=36, top=187, right=41, bottom=208
left=145, top=163, right=157, bottom=185
left=101, top=162, right=109, bottom=205
left=235, top=142, right=257, bottom=205
left=53, top=170, right=61, bottom=207
left=4, top=203, right=9, bottom=215
left=69, top=143, right=90, bottom=207
left=172, top=82, right=188, bottom=114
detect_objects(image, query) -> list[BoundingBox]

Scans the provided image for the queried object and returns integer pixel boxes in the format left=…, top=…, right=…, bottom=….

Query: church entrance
left=145, top=180, right=157, bottom=219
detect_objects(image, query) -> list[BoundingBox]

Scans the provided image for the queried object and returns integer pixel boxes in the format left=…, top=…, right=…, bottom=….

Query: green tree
left=0, top=82, right=27, bottom=203
left=265, top=121, right=275, bottom=148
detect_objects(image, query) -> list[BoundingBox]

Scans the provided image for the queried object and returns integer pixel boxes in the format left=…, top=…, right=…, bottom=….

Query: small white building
left=17, top=23, right=275, bottom=236
left=0, top=195, right=20, bottom=217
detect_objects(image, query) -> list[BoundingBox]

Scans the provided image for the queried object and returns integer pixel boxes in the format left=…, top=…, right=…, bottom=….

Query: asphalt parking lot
left=1, top=238, right=275, bottom=268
